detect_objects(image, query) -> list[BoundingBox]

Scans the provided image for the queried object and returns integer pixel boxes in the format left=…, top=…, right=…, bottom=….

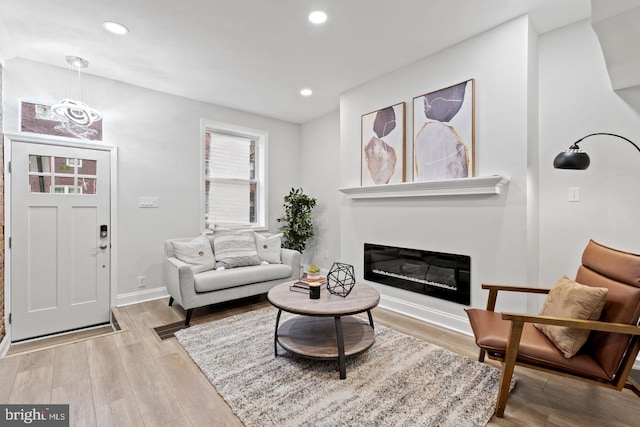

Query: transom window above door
left=28, top=155, right=97, bottom=195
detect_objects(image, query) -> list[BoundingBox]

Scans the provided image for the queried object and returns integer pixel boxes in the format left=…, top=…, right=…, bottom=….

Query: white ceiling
left=0, top=0, right=590, bottom=124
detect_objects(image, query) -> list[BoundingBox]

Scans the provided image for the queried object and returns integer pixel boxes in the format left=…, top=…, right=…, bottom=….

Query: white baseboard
left=378, top=294, right=473, bottom=337
left=116, top=287, right=169, bottom=307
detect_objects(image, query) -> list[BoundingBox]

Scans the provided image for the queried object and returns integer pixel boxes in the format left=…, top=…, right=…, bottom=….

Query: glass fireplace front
left=364, top=243, right=471, bottom=305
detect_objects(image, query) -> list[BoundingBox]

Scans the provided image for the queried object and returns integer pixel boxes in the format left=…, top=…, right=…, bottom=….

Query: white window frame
left=200, top=119, right=268, bottom=232
left=66, top=158, right=83, bottom=168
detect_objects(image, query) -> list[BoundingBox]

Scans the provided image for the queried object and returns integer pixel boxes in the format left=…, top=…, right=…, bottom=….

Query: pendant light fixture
left=52, top=56, right=102, bottom=128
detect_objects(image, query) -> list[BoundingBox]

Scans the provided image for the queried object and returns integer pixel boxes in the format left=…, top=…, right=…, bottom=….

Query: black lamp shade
left=553, top=149, right=590, bottom=170
left=553, top=133, right=640, bottom=170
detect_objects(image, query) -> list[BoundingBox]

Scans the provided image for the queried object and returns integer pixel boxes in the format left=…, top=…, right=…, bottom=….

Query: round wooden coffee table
left=267, top=281, right=380, bottom=379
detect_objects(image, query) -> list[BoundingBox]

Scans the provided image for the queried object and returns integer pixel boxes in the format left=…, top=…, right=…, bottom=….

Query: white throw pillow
left=171, top=235, right=216, bottom=273
left=213, top=229, right=261, bottom=269
left=255, top=233, right=283, bottom=264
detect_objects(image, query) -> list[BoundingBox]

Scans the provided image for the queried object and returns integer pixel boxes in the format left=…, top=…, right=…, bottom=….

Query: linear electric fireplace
left=364, top=243, right=471, bottom=305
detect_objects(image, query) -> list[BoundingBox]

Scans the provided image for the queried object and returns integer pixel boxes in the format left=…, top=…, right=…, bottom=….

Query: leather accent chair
left=466, top=240, right=640, bottom=417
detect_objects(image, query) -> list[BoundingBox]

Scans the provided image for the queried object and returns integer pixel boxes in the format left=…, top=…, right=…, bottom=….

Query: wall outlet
left=324, top=250, right=329, bottom=260
left=138, top=276, right=146, bottom=288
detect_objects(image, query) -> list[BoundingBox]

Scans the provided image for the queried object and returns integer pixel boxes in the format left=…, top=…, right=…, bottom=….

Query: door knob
left=99, top=244, right=108, bottom=250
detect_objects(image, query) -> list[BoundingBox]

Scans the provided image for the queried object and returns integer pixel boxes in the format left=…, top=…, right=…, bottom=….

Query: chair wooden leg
left=495, top=320, right=524, bottom=418
left=479, top=349, right=486, bottom=362
left=168, top=297, right=174, bottom=306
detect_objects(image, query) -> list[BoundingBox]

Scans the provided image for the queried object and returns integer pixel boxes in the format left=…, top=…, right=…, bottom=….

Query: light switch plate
left=568, top=187, right=580, bottom=202
left=138, top=197, right=159, bottom=208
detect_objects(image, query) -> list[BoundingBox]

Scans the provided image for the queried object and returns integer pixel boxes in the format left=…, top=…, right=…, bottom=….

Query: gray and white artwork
left=413, top=80, right=473, bottom=181
left=361, top=102, right=405, bottom=185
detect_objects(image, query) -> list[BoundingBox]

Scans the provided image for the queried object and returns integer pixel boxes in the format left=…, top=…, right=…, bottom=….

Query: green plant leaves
left=276, top=187, right=317, bottom=253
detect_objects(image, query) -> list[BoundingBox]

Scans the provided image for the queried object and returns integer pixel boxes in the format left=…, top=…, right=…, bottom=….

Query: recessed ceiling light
left=103, top=21, right=129, bottom=35
left=300, top=88, right=313, bottom=97
left=308, top=11, right=327, bottom=24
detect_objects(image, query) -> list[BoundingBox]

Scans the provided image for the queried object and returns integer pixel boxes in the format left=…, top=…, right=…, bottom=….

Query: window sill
left=204, top=224, right=268, bottom=234
left=338, top=175, right=510, bottom=199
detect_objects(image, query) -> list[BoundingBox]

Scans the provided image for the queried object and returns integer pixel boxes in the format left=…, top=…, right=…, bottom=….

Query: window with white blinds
left=202, top=120, right=267, bottom=231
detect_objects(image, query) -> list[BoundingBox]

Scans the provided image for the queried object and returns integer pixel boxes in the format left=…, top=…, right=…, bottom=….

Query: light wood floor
left=1, top=296, right=639, bottom=427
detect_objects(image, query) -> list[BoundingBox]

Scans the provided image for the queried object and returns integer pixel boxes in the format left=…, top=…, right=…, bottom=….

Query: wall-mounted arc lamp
left=553, top=132, right=640, bottom=170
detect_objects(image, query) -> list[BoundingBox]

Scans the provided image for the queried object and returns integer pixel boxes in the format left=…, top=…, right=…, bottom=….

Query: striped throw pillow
left=213, top=229, right=261, bottom=269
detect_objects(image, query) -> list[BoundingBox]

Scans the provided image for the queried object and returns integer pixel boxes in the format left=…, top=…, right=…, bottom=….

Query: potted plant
left=277, top=187, right=317, bottom=254
left=307, top=264, right=321, bottom=278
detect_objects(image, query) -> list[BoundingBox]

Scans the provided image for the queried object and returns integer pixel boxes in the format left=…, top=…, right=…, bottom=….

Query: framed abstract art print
left=412, top=80, right=474, bottom=181
left=361, top=102, right=405, bottom=185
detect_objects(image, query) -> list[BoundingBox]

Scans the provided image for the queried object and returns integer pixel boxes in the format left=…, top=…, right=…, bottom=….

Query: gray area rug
left=175, top=307, right=514, bottom=427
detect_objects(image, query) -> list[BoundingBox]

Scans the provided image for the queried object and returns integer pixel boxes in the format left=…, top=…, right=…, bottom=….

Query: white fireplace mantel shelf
left=338, top=175, right=511, bottom=199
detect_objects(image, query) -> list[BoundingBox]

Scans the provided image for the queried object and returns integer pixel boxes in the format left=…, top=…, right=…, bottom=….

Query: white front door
left=11, top=141, right=111, bottom=341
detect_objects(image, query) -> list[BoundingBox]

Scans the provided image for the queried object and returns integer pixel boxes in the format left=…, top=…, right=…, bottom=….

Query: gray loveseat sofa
left=164, top=232, right=301, bottom=325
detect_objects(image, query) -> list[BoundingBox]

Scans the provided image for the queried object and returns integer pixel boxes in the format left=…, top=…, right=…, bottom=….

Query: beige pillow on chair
left=534, top=276, right=608, bottom=358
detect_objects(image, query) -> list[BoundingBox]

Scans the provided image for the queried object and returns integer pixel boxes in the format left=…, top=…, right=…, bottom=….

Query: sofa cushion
left=194, top=264, right=293, bottom=292
left=256, top=233, right=283, bottom=264
left=213, top=229, right=261, bottom=269
left=171, top=235, right=216, bottom=273
left=534, top=276, right=608, bottom=358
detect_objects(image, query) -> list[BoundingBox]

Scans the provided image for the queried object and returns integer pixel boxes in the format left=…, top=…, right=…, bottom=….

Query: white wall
left=325, top=15, right=640, bottom=336
left=526, top=19, right=541, bottom=312
left=538, top=20, right=640, bottom=286
left=4, top=15, right=640, bottom=342
left=300, top=110, right=341, bottom=270
left=339, top=16, right=536, bottom=333
left=3, top=58, right=301, bottom=303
